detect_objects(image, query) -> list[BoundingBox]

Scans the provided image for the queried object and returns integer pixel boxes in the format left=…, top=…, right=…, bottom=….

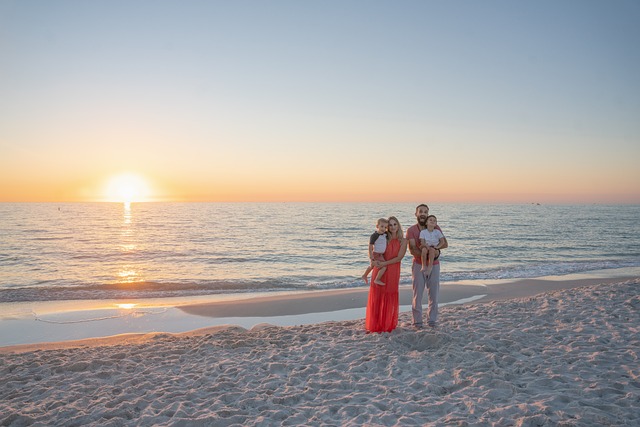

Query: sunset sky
left=1, top=0, right=639, bottom=203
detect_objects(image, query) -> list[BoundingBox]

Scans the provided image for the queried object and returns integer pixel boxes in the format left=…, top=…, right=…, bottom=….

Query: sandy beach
left=1, top=275, right=639, bottom=426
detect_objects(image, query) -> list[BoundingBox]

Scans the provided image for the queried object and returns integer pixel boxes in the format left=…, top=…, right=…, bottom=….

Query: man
left=406, top=204, right=448, bottom=328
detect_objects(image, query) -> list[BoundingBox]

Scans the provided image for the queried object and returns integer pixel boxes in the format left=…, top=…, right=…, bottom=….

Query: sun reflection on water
left=116, top=201, right=142, bottom=282
left=117, top=269, right=138, bottom=283
left=123, top=202, right=132, bottom=223
left=116, top=303, right=137, bottom=310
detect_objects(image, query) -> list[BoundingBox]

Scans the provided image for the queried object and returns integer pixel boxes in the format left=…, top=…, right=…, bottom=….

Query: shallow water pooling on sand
left=0, top=290, right=488, bottom=346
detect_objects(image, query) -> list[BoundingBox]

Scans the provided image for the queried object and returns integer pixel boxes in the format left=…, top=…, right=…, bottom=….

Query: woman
left=365, top=216, right=407, bottom=333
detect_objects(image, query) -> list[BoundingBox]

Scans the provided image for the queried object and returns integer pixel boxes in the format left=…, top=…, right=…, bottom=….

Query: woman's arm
left=380, top=239, right=407, bottom=267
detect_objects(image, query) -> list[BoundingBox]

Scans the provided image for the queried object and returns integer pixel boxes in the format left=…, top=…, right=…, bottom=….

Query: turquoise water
left=1, top=202, right=639, bottom=302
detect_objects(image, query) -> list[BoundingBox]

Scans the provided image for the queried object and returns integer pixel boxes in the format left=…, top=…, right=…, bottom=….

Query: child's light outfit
left=419, top=229, right=444, bottom=248
left=369, top=232, right=387, bottom=261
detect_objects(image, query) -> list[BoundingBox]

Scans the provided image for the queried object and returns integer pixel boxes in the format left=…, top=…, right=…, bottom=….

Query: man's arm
left=437, top=235, right=448, bottom=250
left=408, top=237, right=421, bottom=259
left=436, top=226, right=448, bottom=250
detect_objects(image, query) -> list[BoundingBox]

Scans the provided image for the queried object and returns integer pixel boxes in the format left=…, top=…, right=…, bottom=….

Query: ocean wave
left=0, top=280, right=296, bottom=303
left=2, top=260, right=639, bottom=303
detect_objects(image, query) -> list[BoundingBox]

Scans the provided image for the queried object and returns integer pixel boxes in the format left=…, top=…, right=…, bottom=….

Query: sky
left=1, top=0, right=639, bottom=203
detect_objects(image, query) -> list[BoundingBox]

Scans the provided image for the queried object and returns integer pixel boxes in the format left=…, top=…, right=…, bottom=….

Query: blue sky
left=1, top=0, right=639, bottom=202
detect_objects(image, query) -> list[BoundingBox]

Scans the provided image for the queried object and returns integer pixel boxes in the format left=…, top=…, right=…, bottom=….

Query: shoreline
left=177, top=283, right=489, bottom=318
left=178, top=270, right=640, bottom=319
left=1, top=267, right=638, bottom=352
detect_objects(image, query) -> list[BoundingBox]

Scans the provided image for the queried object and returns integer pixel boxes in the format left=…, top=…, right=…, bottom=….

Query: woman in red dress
left=365, top=216, right=407, bottom=333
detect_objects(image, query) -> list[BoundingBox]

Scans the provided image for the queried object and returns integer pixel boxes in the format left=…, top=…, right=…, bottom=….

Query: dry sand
left=1, top=278, right=639, bottom=426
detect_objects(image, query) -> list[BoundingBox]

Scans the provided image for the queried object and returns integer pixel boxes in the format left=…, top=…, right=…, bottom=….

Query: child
left=362, top=218, right=388, bottom=286
left=420, top=215, right=445, bottom=277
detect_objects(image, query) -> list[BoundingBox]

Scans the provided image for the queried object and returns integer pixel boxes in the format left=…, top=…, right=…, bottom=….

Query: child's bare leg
left=426, top=247, right=436, bottom=276
left=374, top=266, right=387, bottom=286
left=421, top=247, right=428, bottom=272
left=362, top=265, right=372, bottom=285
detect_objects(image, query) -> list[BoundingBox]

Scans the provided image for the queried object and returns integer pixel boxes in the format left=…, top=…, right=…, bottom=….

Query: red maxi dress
left=365, top=238, right=401, bottom=333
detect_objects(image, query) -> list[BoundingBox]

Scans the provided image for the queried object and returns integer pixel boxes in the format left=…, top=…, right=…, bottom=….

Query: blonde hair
left=376, top=218, right=388, bottom=227
left=387, top=216, right=403, bottom=240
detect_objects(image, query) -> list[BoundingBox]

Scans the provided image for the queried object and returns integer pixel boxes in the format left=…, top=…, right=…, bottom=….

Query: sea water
left=1, top=202, right=639, bottom=303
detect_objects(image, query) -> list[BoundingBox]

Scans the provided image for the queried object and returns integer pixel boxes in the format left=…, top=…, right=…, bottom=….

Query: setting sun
left=104, top=173, right=151, bottom=203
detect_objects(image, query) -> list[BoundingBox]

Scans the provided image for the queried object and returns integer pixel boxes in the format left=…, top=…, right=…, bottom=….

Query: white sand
left=1, top=279, right=638, bottom=426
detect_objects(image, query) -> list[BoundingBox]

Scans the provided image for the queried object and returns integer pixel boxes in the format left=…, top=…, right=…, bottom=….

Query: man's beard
left=418, top=216, right=428, bottom=226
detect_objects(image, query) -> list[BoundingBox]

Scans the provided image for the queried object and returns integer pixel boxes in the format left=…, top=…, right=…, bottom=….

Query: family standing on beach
left=365, top=204, right=448, bottom=333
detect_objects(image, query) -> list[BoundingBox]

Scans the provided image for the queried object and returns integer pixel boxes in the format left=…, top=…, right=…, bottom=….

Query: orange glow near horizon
left=0, top=168, right=638, bottom=204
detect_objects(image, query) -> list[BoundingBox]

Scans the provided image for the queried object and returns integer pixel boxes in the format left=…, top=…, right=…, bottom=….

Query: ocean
left=1, top=202, right=639, bottom=303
